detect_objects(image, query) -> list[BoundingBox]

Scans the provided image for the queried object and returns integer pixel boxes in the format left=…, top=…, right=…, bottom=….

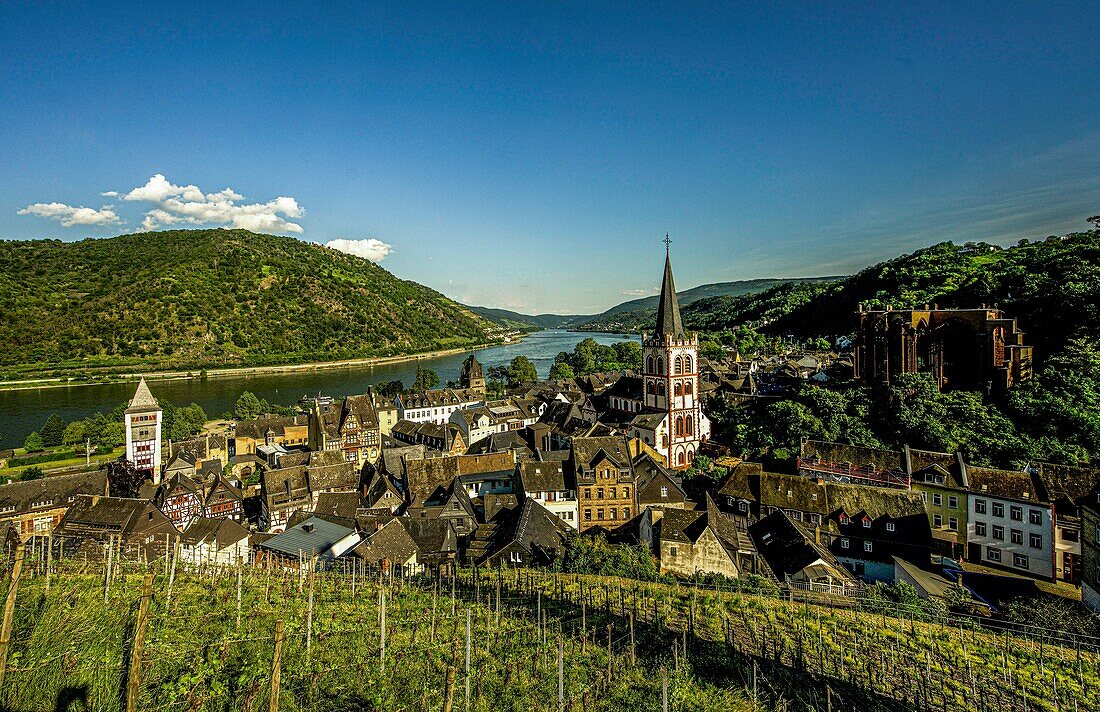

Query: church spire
left=654, top=235, right=685, bottom=338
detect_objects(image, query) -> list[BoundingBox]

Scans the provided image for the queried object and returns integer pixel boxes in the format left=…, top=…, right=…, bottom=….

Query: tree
left=374, top=380, right=404, bottom=398
left=1089, top=215, right=1100, bottom=230
left=40, top=413, right=66, bottom=448
left=412, top=365, right=440, bottom=392
left=507, top=356, right=538, bottom=387
left=23, top=431, right=44, bottom=453
left=62, top=421, right=86, bottom=447
left=234, top=391, right=264, bottom=421
left=20, top=466, right=43, bottom=481
left=104, top=459, right=147, bottom=498
left=97, top=421, right=125, bottom=451
left=549, top=361, right=575, bottom=380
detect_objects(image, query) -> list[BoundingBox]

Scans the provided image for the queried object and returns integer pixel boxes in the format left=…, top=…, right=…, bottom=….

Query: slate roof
left=57, top=495, right=177, bottom=538
left=307, top=461, right=360, bottom=492
left=234, top=414, right=308, bottom=440
left=352, top=518, right=419, bottom=565
left=180, top=517, right=249, bottom=549
left=315, top=491, right=360, bottom=520
left=654, top=250, right=685, bottom=339
left=572, top=436, right=632, bottom=470
left=466, top=499, right=570, bottom=565
left=465, top=430, right=537, bottom=457
left=516, top=460, right=570, bottom=494
left=749, top=511, right=855, bottom=583
left=967, top=466, right=1043, bottom=503
left=634, top=453, right=687, bottom=506
left=126, top=378, right=160, bottom=413
left=1033, top=462, right=1100, bottom=515
left=363, top=471, right=404, bottom=510
left=0, top=470, right=108, bottom=514
left=800, top=440, right=904, bottom=473
left=403, top=452, right=515, bottom=503
left=262, top=466, right=311, bottom=510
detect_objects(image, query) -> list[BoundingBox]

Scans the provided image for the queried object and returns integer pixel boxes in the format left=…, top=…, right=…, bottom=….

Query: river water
left=0, top=330, right=632, bottom=449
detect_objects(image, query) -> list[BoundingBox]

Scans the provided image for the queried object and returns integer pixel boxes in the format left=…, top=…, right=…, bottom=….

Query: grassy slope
left=0, top=229, right=496, bottom=377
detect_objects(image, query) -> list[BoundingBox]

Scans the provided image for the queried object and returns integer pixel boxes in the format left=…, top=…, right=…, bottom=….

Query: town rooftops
left=572, top=436, right=632, bottom=470
left=967, top=466, right=1042, bottom=502
left=516, top=460, right=571, bottom=494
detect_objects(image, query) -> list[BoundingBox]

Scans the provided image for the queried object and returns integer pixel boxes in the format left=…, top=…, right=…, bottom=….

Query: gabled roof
left=572, top=436, right=632, bottom=471
left=126, top=378, right=160, bottom=413
left=749, top=511, right=855, bottom=583
left=363, top=471, right=404, bottom=509
left=180, top=517, right=249, bottom=549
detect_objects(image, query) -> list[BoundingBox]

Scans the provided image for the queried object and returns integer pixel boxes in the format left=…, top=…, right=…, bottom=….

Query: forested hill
left=0, top=229, right=496, bottom=376
left=575, top=277, right=838, bottom=332
left=683, top=228, right=1100, bottom=359
left=467, top=306, right=585, bottom=331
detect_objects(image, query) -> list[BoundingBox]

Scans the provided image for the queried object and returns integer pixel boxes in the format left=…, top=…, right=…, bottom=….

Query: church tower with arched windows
left=639, top=241, right=709, bottom=469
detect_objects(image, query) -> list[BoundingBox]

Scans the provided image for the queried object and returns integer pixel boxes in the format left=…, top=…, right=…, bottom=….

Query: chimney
left=303, top=522, right=315, bottom=533
left=815, top=524, right=821, bottom=545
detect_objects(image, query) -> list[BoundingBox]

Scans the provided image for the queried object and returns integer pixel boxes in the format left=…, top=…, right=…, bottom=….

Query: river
left=0, top=330, right=633, bottom=449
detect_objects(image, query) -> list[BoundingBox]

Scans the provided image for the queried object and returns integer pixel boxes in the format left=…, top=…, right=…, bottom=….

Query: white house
left=515, top=460, right=579, bottom=530
left=178, top=517, right=251, bottom=567
left=966, top=467, right=1054, bottom=580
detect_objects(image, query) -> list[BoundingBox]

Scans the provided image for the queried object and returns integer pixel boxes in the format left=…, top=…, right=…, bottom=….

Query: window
left=987, top=546, right=1001, bottom=562
left=597, top=488, right=604, bottom=499
left=974, top=499, right=987, bottom=514
left=1011, top=529, right=1023, bottom=545
left=862, top=518, right=871, bottom=529
left=1029, top=509, right=1043, bottom=525
left=738, top=501, right=748, bottom=513
left=949, top=518, right=959, bottom=531
left=1013, top=553, right=1029, bottom=569
left=840, top=538, right=849, bottom=549
left=623, top=507, right=630, bottom=519
left=1010, top=506, right=1023, bottom=522
left=992, top=502, right=1004, bottom=517
left=609, top=509, right=617, bottom=520
left=1030, top=533, right=1042, bottom=549
left=1062, top=529, right=1079, bottom=543
left=886, top=522, right=895, bottom=532
left=584, top=488, right=591, bottom=499
left=809, top=513, right=821, bottom=524
left=863, top=541, right=873, bottom=552
left=948, top=495, right=958, bottom=509
left=584, top=509, right=591, bottom=521
left=660, top=486, right=668, bottom=498
left=975, top=522, right=987, bottom=536
left=669, top=546, right=678, bottom=557
left=932, top=493, right=942, bottom=506
left=597, top=509, right=604, bottom=520
left=992, top=525, right=1004, bottom=541
left=839, top=514, right=849, bottom=524
left=933, top=514, right=942, bottom=527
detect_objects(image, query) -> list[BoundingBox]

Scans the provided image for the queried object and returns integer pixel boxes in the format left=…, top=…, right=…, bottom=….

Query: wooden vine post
left=270, top=619, right=285, bottom=711
left=0, top=543, right=26, bottom=698
left=125, top=573, right=155, bottom=712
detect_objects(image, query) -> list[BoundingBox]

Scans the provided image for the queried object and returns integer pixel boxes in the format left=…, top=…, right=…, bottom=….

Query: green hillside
left=0, top=229, right=497, bottom=377
left=684, top=229, right=1100, bottom=359
left=576, top=277, right=839, bottom=333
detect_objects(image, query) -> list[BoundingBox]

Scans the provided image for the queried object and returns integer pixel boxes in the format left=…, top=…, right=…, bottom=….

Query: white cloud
left=620, top=287, right=659, bottom=297
left=326, top=238, right=393, bottom=262
left=18, top=202, right=121, bottom=227
left=118, top=174, right=305, bottom=234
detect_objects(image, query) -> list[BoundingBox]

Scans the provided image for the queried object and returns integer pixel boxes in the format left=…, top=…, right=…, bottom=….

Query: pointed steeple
left=126, top=377, right=160, bottom=413
left=654, top=237, right=686, bottom=338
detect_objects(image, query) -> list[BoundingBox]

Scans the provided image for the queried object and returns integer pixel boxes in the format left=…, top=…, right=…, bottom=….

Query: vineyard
left=0, top=544, right=1097, bottom=711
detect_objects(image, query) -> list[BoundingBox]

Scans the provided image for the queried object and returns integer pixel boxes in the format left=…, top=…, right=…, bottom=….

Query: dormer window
left=839, top=514, right=849, bottom=524
left=862, top=518, right=871, bottom=529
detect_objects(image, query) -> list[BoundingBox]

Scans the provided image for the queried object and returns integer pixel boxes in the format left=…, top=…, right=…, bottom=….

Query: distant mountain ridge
left=0, top=229, right=497, bottom=377
left=466, top=306, right=585, bottom=331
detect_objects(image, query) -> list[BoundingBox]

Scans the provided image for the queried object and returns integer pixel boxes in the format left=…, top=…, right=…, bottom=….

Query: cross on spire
left=663, top=233, right=672, bottom=252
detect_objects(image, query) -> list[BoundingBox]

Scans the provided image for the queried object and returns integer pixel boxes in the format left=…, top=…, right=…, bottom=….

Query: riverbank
left=0, top=339, right=511, bottom=393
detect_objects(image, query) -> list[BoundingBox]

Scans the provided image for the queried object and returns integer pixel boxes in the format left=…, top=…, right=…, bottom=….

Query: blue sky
left=2, top=2, right=1098, bottom=314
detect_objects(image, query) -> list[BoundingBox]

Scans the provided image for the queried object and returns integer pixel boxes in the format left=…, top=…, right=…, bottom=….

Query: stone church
left=853, top=305, right=1033, bottom=391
